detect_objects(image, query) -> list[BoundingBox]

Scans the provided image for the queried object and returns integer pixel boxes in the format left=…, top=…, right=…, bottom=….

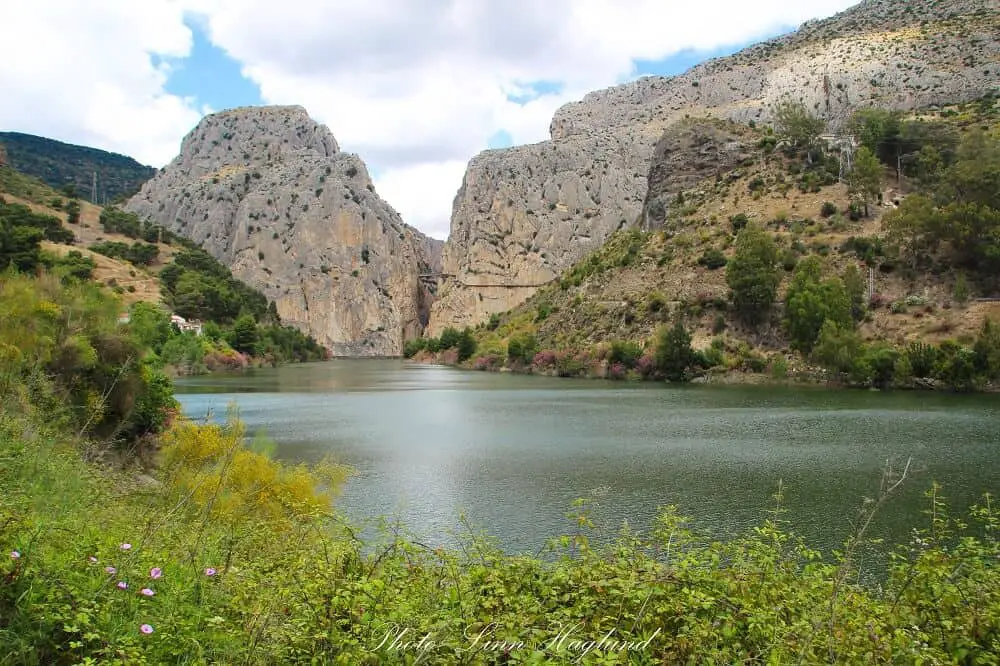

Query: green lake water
left=175, top=359, right=1000, bottom=568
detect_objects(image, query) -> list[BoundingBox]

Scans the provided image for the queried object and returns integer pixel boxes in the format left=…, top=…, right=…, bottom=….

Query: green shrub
left=506, top=333, right=538, bottom=365
left=608, top=340, right=643, bottom=368
left=697, top=248, right=728, bottom=270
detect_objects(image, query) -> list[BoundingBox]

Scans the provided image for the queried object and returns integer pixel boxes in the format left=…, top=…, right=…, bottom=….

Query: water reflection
left=175, top=360, right=1000, bottom=566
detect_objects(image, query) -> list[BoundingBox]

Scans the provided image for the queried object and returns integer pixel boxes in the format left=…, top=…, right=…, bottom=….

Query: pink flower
left=117, top=581, right=128, bottom=590
left=120, top=543, right=132, bottom=551
left=105, top=566, right=117, bottom=574
left=149, top=567, right=162, bottom=579
left=140, top=624, right=154, bottom=635
left=140, top=588, right=155, bottom=597
left=88, top=556, right=98, bottom=563
left=204, top=567, right=217, bottom=576
left=10, top=551, right=19, bottom=560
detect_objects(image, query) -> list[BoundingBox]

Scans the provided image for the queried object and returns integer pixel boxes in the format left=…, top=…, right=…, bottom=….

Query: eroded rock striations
left=427, top=0, right=999, bottom=334
left=127, top=106, right=442, bottom=356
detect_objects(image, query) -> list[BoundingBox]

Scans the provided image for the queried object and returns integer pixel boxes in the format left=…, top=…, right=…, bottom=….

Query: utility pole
left=839, top=135, right=856, bottom=183
left=868, top=266, right=875, bottom=301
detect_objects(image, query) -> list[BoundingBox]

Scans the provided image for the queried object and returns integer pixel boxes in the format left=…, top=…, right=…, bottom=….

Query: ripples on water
left=176, top=360, right=1000, bottom=572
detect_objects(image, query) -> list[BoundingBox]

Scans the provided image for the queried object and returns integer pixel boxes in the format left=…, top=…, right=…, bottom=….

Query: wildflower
left=117, top=581, right=128, bottom=590
left=149, top=567, right=162, bottom=579
left=10, top=551, right=20, bottom=560
left=140, top=624, right=154, bottom=635
left=140, top=588, right=155, bottom=597
left=88, top=556, right=98, bottom=563
left=105, top=566, right=117, bottom=575
left=120, top=543, right=132, bottom=551
left=204, top=567, right=217, bottom=576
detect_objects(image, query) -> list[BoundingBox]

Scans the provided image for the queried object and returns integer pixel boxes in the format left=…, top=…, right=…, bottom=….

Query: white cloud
left=374, top=161, right=470, bottom=241
left=0, top=0, right=202, bottom=166
left=188, top=0, right=857, bottom=239
left=3, top=0, right=858, bottom=238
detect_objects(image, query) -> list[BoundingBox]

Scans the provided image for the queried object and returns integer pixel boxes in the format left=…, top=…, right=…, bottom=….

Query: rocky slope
left=126, top=106, right=441, bottom=356
left=427, top=0, right=999, bottom=335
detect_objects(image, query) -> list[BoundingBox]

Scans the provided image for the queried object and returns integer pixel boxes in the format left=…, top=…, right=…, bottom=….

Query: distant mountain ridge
left=0, top=132, right=156, bottom=204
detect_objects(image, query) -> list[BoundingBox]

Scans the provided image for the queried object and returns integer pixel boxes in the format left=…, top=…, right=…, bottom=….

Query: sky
left=0, top=1, right=858, bottom=240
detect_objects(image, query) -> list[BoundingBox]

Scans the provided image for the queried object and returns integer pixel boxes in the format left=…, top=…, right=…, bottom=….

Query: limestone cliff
left=126, top=106, right=440, bottom=356
left=427, top=0, right=999, bottom=334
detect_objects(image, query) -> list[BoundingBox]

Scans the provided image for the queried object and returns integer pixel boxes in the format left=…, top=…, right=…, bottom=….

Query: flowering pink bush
left=636, top=353, right=657, bottom=378
left=869, top=293, right=888, bottom=309
left=203, top=349, right=250, bottom=372
left=608, top=362, right=627, bottom=380
left=471, top=354, right=501, bottom=371
left=532, top=350, right=558, bottom=369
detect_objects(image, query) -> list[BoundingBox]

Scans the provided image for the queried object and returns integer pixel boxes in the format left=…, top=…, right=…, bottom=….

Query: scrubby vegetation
left=2, top=168, right=327, bottom=374
left=420, top=95, right=1000, bottom=393
left=0, top=272, right=177, bottom=449
left=2, top=285, right=999, bottom=661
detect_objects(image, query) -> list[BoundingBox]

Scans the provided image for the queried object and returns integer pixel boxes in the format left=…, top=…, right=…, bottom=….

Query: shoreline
left=408, top=353, right=997, bottom=394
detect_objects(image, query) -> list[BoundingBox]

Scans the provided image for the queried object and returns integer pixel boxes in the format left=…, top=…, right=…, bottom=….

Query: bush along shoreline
left=406, top=318, right=1000, bottom=393
left=1, top=269, right=999, bottom=663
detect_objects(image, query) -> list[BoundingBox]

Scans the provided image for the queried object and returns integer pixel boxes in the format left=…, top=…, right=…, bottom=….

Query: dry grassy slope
left=480, top=101, right=1000, bottom=357
left=1, top=188, right=172, bottom=308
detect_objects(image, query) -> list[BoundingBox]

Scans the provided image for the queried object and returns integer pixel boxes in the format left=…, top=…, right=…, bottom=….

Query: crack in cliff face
left=125, top=105, right=443, bottom=356
left=427, top=0, right=999, bottom=336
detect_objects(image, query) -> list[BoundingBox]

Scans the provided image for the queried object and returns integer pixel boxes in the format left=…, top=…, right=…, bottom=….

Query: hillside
left=426, top=0, right=1000, bottom=335
left=1, top=164, right=327, bottom=370
left=414, top=94, right=1000, bottom=390
left=0, top=131, right=156, bottom=204
left=0, top=166, right=168, bottom=305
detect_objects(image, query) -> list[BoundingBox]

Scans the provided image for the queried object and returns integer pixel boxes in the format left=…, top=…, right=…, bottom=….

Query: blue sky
left=163, top=19, right=263, bottom=112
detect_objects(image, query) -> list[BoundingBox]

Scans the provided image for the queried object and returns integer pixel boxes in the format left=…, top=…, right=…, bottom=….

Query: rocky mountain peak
left=127, top=105, right=439, bottom=356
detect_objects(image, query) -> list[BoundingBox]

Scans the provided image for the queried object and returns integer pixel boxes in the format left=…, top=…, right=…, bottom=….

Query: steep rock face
left=428, top=0, right=999, bottom=334
left=427, top=133, right=652, bottom=334
left=126, top=106, right=439, bottom=356
left=642, top=119, right=755, bottom=228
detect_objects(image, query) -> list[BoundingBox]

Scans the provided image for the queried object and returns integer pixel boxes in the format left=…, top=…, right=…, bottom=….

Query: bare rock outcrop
left=428, top=0, right=999, bottom=334
left=126, top=106, right=440, bottom=356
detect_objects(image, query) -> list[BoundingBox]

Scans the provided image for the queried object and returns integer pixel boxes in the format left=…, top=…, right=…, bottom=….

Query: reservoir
left=175, top=359, right=1000, bottom=569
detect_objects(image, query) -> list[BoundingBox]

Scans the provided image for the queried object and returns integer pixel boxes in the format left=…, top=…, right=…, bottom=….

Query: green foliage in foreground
left=0, top=272, right=177, bottom=446
left=1, top=411, right=999, bottom=664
